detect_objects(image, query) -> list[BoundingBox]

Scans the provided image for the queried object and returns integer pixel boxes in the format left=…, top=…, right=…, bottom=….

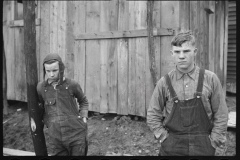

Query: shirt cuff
left=79, top=109, right=88, bottom=118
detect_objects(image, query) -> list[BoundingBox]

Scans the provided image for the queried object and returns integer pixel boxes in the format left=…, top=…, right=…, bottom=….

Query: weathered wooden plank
left=9, top=18, right=41, bottom=27
left=3, top=1, right=12, bottom=100
left=39, top=1, right=50, bottom=82
left=57, top=1, right=66, bottom=63
left=136, top=37, right=146, bottom=117
left=214, top=1, right=225, bottom=86
left=127, top=1, right=136, bottom=115
left=50, top=1, right=58, bottom=54
left=223, top=1, right=229, bottom=95
left=100, top=1, right=110, bottom=113
left=3, top=148, right=36, bottom=156
left=160, top=1, right=180, bottom=77
left=14, top=27, right=26, bottom=101
left=107, top=0, right=119, bottom=114
left=145, top=1, right=161, bottom=114
left=74, top=1, right=86, bottom=92
left=208, top=1, right=215, bottom=72
left=190, top=1, right=200, bottom=68
left=179, top=1, right=190, bottom=30
left=75, top=28, right=174, bottom=40
left=135, top=1, right=147, bottom=117
left=3, top=1, right=10, bottom=114
left=65, top=1, right=75, bottom=79
left=199, top=1, right=208, bottom=69
left=36, top=1, right=40, bottom=83
left=7, top=1, right=16, bottom=100
left=85, top=1, right=101, bottom=112
left=117, top=0, right=129, bottom=115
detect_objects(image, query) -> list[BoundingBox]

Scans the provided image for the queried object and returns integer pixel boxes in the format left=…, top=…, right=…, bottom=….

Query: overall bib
left=42, top=78, right=88, bottom=156
left=159, top=69, right=215, bottom=156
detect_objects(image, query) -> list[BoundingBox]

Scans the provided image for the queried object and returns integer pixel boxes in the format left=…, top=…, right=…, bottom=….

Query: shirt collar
left=175, top=65, right=197, bottom=80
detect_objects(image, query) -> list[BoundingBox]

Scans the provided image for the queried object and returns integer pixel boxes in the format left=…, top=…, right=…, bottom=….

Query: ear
left=170, top=50, right=174, bottom=56
left=194, top=48, right=197, bottom=56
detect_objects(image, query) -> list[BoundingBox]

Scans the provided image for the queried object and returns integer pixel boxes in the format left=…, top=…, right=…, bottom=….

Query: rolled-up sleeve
left=147, top=78, right=167, bottom=139
left=209, top=73, right=228, bottom=155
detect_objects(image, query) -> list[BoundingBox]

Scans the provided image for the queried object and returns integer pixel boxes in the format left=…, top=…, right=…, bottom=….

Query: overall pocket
left=44, top=98, right=57, bottom=114
left=180, top=106, right=196, bottom=127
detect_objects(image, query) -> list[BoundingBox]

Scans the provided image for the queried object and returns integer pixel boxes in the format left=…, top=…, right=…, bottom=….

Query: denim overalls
left=159, top=69, right=215, bottom=156
left=41, top=78, right=88, bottom=156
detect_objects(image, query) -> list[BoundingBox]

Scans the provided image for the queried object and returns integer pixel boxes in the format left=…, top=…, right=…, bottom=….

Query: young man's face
left=44, top=61, right=60, bottom=82
left=171, top=41, right=197, bottom=73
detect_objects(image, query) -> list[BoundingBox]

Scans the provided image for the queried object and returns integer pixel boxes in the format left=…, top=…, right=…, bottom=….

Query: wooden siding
left=227, top=1, right=236, bottom=82
left=3, top=1, right=229, bottom=117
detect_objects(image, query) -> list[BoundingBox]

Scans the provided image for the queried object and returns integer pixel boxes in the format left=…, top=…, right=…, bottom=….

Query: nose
left=179, top=51, right=185, bottom=59
left=50, top=72, right=54, bottom=77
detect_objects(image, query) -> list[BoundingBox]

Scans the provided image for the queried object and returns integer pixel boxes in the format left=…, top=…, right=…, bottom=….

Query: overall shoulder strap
left=196, top=68, right=205, bottom=96
left=164, top=74, right=178, bottom=102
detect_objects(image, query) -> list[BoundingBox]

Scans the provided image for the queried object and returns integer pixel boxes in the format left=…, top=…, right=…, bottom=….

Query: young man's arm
left=72, top=80, right=89, bottom=119
left=147, top=77, right=168, bottom=142
left=209, top=73, right=229, bottom=155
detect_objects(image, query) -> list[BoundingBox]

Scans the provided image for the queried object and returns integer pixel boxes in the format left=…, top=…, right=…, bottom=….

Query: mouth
left=178, top=61, right=186, bottom=64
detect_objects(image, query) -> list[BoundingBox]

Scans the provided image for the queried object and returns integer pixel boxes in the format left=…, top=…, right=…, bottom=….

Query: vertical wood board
left=160, top=1, right=180, bottom=77
left=85, top=1, right=101, bottom=112
left=39, top=1, right=50, bottom=82
left=50, top=1, right=58, bottom=54
left=117, top=0, right=129, bottom=115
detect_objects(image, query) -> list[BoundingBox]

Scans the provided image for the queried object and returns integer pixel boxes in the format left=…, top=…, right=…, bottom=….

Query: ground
left=3, top=93, right=236, bottom=156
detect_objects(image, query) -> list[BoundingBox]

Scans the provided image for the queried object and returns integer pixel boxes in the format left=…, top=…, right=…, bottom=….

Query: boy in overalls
left=147, top=31, right=228, bottom=156
left=34, top=53, right=88, bottom=156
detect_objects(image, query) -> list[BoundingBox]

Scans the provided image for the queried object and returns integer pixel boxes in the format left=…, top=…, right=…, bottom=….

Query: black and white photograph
left=2, top=0, right=236, bottom=157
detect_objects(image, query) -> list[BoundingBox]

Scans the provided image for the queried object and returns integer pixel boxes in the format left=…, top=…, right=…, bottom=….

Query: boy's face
left=44, top=61, right=60, bottom=82
left=171, top=41, right=197, bottom=73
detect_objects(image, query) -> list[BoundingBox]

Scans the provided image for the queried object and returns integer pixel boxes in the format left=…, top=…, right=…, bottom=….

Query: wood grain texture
left=8, top=1, right=16, bottom=100
left=146, top=1, right=161, bottom=114
left=127, top=1, right=136, bottom=115
left=160, top=1, right=179, bottom=77
left=135, top=1, right=147, bottom=117
left=50, top=1, right=58, bottom=54
left=107, top=0, right=119, bottom=113
left=100, top=1, right=110, bottom=113
left=117, top=0, right=129, bottom=115
left=208, top=1, right=215, bottom=72
left=39, top=1, right=50, bottom=82
left=65, top=1, right=74, bottom=79
left=85, top=1, right=101, bottom=112
left=74, top=1, right=86, bottom=92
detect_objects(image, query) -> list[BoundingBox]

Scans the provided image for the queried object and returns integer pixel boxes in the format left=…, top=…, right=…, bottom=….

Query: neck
left=177, top=64, right=195, bottom=74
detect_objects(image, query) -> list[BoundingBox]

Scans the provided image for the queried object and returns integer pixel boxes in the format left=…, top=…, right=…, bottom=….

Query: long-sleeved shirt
left=147, top=65, right=228, bottom=154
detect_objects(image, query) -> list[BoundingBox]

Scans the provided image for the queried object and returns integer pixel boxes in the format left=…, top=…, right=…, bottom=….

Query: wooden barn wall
left=3, top=1, right=228, bottom=117
left=73, top=0, right=179, bottom=117
left=189, top=1, right=228, bottom=93
left=227, top=1, right=236, bottom=82
left=3, top=1, right=41, bottom=102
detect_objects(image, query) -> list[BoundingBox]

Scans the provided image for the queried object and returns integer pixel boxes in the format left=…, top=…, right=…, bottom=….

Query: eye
left=183, top=50, right=191, bottom=53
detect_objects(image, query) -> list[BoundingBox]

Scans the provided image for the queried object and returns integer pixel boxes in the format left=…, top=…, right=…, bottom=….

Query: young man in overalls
left=147, top=31, right=228, bottom=156
left=32, top=53, right=88, bottom=156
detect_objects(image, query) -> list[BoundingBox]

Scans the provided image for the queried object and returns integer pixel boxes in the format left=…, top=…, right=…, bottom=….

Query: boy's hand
left=31, top=118, right=36, bottom=132
left=83, top=117, right=87, bottom=123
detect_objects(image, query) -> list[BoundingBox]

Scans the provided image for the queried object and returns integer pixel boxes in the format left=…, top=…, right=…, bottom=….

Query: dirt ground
left=3, top=93, right=236, bottom=156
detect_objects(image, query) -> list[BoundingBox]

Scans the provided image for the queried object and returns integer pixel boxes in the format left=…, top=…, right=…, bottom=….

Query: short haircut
left=171, top=30, right=196, bottom=47
left=44, top=59, right=59, bottom=65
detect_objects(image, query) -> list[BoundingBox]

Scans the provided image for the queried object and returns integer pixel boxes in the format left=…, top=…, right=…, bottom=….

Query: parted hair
left=171, top=30, right=196, bottom=47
